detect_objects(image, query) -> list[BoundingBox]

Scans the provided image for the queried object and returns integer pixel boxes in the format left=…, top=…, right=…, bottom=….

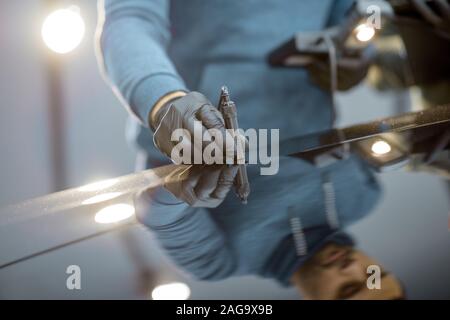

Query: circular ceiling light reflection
left=355, top=23, right=376, bottom=42
left=82, top=192, right=122, bottom=205
left=42, top=6, right=85, bottom=54
left=371, top=140, right=392, bottom=156
left=79, top=178, right=118, bottom=192
left=94, top=203, right=135, bottom=224
left=151, top=282, right=191, bottom=300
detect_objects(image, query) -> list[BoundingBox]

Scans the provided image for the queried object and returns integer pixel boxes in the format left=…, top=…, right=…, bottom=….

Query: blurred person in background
left=369, top=0, right=450, bottom=184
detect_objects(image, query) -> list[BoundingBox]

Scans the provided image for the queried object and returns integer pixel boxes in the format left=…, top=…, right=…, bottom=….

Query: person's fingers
left=163, top=165, right=200, bottom=205
left=182, top=115, right=209, bottom=164
left=167, top=165, right=195, bottom=183
left=211, top=165, right=239, bottom=200
left=196, top=104, right=226, bottom=131
left=193, top=166, right=222, bottom=200
left=197, top=105, right=236, bottom=163
left=178, top=183, right=198, bottom=205
left=183, top=104, right=236, bottom=164
left=180, top=165, right=202, bottom=189
left=179, top=91, right=213, bottom=115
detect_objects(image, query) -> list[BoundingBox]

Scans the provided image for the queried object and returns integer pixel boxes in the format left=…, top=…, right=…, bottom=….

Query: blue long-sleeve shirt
left=98, top=0, right=382, bottom=285
left=98, top=0, right=356, bottom=163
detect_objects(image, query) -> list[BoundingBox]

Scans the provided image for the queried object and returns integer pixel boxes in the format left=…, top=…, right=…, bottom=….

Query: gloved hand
left=307, top=47, right=374, bottom=92
left=162, top=164, right=239, bottom=208
left=151, top=91, right=232, bottom=164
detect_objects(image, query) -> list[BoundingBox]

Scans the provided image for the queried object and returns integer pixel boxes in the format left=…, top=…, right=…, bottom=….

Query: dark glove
left=151, top=92, right=233, bottom=164
left=163, top=165, right=239, bottom=208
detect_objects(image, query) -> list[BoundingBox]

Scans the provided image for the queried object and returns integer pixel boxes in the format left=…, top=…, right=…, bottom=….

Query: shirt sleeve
left=134, top=187, right=237, bottom=281
left=96, top=0, right=188, bottom=127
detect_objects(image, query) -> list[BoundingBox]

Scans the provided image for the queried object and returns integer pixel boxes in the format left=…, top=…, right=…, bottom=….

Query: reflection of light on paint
left=42, top=6, right=85, bottom=54
left=151, top=282, right=191, bottom=300
left=79, top=179, right=118, bottom=192
left=371, top=140, right=392, bottom=156
left=355, top=23, right=376, bottom=42
left=82, top=192, right=122, bottom=205
left=94, top=204, right=135, bottom=224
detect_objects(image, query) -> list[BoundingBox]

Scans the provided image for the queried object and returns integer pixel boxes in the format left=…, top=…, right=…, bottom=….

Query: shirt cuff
left=131, top=73, right=188, bottom=128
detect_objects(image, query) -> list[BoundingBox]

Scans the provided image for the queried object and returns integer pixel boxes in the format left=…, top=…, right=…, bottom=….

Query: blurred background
left=0, top=0, right=449, bottom=299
